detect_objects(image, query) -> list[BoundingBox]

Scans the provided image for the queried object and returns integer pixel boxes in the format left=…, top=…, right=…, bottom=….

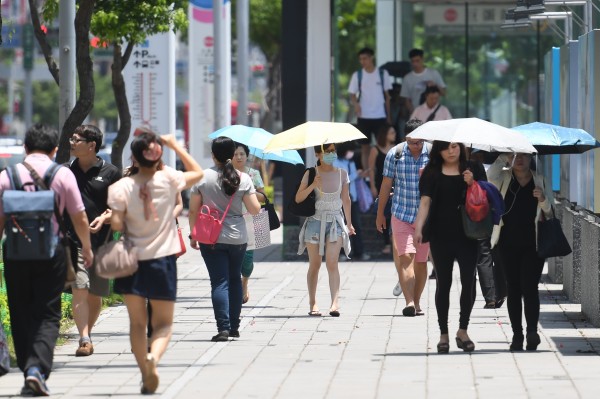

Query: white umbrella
left=263, top=121, right=367, bottom=153
left=406, top=118, right=537, bottom=154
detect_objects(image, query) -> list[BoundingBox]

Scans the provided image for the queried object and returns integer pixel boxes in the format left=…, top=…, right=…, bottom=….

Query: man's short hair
left=408, top=48, right=424, bottom=59
left=24, top=123, right=59, bottom=154
left=424, top=85, right=441, bottom=96
left=404, top=119, right=424, bottom=135
left=73, top=124, right=103, bottom=154
left=358, top=47, right=375, bottom=57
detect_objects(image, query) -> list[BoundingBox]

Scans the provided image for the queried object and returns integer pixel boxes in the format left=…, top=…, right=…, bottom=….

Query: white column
left=376, top=0, right=402, bottom=65
left=236, top=0, right=249, bottom=126
left=213, top=0, right=231, bottom=130
left=306, top=0, right=331, bottom=167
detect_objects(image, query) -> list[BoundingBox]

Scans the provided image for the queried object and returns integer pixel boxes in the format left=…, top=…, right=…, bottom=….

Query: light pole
left=58, top=0, right=76, bottom=133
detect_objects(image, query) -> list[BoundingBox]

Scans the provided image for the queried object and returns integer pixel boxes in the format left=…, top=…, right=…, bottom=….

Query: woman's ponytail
left=212, top=137, right=241, bottom=196
left=221, top=159, right=241, bottom=196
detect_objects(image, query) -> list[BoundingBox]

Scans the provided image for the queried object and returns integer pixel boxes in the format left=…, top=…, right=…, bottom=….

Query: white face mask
left=345, top=151, right=355, bottom=160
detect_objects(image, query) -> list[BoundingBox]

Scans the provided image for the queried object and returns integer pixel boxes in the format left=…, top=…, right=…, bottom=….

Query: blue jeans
left=200, top=243, right=247, bottom=332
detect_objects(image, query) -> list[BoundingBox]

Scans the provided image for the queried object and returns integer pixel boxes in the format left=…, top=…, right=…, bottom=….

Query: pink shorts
left=391, top=217, right=430, bottom=263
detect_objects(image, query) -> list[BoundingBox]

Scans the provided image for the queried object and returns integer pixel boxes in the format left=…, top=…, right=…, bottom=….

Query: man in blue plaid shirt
left=376, top=119, right=431, bottom=317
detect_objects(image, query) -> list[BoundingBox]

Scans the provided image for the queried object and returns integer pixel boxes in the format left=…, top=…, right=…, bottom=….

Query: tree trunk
left=260, top=53, right=282, bottom=131
left=110, top=42, right=133, bottom=171
left=55, top=0, right=96, bottom=163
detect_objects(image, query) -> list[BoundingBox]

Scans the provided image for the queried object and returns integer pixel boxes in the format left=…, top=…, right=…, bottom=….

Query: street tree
left=29, top=0, right=95, bottom=162
left=91, top=0, right=187, bottom=169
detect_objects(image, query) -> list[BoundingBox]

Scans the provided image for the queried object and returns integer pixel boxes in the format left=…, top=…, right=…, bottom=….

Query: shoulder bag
left=192, top=193, right=235, bottom=245
left=262, top=197, right=280, bottom=230
left=537, top=207, right=572, bottom=259
left=287, top=167, right=316, bottom=217
left=95, top=230, right=139, bottom=279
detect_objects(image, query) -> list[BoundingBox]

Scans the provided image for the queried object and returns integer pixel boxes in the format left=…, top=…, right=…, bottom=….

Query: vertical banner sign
left=123, top=32, right=177, bottom=169
left=188, top=0, right=231, bottom=167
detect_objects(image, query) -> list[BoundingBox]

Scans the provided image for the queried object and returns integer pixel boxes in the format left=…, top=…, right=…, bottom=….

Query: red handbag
left=191, top=195, right=235, bottom=245
left=465, top=181, right=490, bottom=222
left=176, top=219, right=186, bottom=258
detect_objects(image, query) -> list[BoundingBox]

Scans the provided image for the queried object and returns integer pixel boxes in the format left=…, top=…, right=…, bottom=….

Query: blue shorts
left=303, top=218, right=343, bottom=244
left=114, top=255, right=177, bottom=301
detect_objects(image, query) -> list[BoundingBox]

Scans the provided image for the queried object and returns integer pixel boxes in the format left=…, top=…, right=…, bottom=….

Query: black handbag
left=537, top=208, right=572, bottom=258
left=287, top=167, right=316, bottom=217
left=262, top=197, right=280, bottom=230
left=460, top=206, right=493, bottom=240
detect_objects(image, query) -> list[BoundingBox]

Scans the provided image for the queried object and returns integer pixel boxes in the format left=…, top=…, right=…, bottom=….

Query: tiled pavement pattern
left=1, top=220, right=599, bottom=398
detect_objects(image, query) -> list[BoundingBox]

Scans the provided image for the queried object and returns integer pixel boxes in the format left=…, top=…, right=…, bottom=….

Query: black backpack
left=287, top=167, right=316, bottom=217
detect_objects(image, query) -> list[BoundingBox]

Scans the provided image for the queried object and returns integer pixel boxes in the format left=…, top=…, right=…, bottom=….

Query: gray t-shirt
left=191, top=167, right=255, bottom=245
left=400, top=67, right=446, bottom=108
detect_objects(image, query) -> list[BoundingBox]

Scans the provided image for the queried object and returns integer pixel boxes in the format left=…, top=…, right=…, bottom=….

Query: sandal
left=437, top=342, right=450, bottom=354
left=308, top=310, right=322, bottom=317
left=329, top=310, right=340, bottom=317
left=141, top=354, right=159, bottom=394
left=455, top=336, right=475, bottom=352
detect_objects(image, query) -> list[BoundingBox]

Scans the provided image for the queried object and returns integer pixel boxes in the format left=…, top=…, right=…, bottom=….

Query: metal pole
left=236, top=0, right=249, bottom=126
left=586, top=0, right=593, bottom=31
left=58, top=0, right=76, bottom=133
left=536, top=21, right=541, bottom=122
left=214, top=0, right=227, bottom=130
left=24, top=70, right=32, bottom=128
left=566, top=13, right=573, bottom=43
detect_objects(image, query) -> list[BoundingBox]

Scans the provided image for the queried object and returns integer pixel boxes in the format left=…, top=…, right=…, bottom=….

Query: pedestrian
left=400, top=48, right=447, bottom=115
left=333, top=141, right=369, bottom=261
left=66, top=125, right=121, bottom=358
left=348, top=47, right=393, bottom=170
left=409, top=86, right=452, bottom=122
left=368, top=124, right=397, bottom=255
left=487, top=153, right=553, bottom=351
left=376, top=119, right=430, bottom=316
left=188, top=137, right=261, bottom=342
left=414, top=141, right=483, bottom=353
left=232, top=142, right=267, bottom=304
left=296, top=144, right=355, bottom=317
left=108, top=132, right=203, bottom=394
left=0, top=124, right=93, bottom=396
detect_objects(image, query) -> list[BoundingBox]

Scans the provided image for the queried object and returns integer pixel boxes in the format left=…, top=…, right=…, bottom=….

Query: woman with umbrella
left=232, top=142, right=267, bottom=304
left=296, top=144, right=356, bottom=317
left=487, top=153, right=553, bottom=351
left=414, top=141, right=484, bottom=353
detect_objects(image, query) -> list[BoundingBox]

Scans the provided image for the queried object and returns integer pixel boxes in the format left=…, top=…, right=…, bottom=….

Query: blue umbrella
left=208, top=125, right=304, bottom=165
left=512, top=122, right=600, bottom=155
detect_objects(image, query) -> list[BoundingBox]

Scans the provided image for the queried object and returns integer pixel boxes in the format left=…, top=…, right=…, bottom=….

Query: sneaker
left=211, top=331, right=229, bottom=342
left=229, top=330, right=240, bottom=338
left=393, top=282, right=402, bottom=296
left=25, top=367, right=50, bottom=396
left=20, top=384, right=35, bottom=397
left=75, top=337, right=94, bottom=357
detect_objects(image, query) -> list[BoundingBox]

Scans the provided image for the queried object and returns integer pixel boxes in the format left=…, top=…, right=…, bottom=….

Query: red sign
left=204, top=36, right=214, bottom=47
left=444, top=8, right=458, bottom=23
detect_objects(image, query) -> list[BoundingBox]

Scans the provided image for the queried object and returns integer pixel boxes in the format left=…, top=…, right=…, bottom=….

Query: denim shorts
left=114, top=255, right=177, bottom=301
left=303, top=218, right=343, bottom=244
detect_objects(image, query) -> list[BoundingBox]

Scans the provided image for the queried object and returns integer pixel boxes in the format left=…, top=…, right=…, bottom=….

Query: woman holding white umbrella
left=296, top=144, right=355, bottom=317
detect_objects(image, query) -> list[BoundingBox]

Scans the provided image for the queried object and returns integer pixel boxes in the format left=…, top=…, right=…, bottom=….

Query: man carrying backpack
left=348, top=47, right=393, bottom=171
left=66, top=125, right=121, bottom=358
left=0, top=124, right=92, bottom=396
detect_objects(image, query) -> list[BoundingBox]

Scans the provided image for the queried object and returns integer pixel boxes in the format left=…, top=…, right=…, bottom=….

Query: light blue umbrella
left=512, top=122, right=600, bottom=154
left=208, top=125, right=304, bottom=165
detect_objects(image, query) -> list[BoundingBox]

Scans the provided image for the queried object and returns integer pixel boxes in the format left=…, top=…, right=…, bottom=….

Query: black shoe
left=20, top=384, right=35, bottom=397
left=211, top=331, right=229, bottom=342
left=495, top=298, right=506, bottom=309
left=402, top=305, right=416, bottom=317
left=510, top=334, right=524, bottom=351
left=526, top=332, right=541, bottom=351
left=229, top=330, right=240, bottom=338
left=455, top=336, right=475, bottom=352
left=429, top=270, right=437, bottom=280
left=483, top=301, right=496, bottom=309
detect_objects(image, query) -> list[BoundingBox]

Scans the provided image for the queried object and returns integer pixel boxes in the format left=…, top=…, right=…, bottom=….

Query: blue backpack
left=2, top=163, right=62, bottom=261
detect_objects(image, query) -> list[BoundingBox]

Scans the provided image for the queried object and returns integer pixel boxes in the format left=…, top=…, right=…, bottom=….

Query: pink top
left=410, top=103, right=452, bottom=122
left=0, top=153, right=85, bottom=235
left=108, top=166, right=186, bottom=261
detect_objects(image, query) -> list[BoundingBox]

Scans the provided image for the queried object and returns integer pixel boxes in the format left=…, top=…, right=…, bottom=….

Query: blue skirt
left=114, top=255, right=177, bottom=301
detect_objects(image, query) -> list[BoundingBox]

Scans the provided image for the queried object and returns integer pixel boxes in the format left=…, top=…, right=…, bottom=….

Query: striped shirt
left=382, top=143, right=429, bottom=223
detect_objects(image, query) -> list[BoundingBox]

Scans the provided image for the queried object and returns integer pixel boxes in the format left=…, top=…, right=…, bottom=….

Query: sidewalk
left=1, top=221, right=599, bottom=398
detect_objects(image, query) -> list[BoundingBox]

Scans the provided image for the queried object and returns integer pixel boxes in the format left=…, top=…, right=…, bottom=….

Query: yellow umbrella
left=263, top=121, right=367, bottom=153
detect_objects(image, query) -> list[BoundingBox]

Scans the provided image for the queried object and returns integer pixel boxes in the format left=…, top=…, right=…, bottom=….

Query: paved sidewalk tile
left=1, top=224, right=599, bottom=398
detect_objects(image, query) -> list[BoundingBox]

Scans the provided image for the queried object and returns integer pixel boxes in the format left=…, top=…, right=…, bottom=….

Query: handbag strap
left=220, top=192, right=235, bottom=223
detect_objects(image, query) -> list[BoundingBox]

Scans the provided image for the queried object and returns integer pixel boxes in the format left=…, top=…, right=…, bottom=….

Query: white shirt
left=410, top=102, right=452, bottom=122
left=348, top=68, right=392, bottom=119
left=400, top=67, right=446, bottom=108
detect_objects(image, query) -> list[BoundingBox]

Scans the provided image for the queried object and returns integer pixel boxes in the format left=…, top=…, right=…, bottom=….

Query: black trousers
left=4, top=244, right=66, bottom=378
left=430, top=237, right=478, bottom=334
left=497, top=243, right=545, bottom=335
left=474, top=238, right=496, bottom=303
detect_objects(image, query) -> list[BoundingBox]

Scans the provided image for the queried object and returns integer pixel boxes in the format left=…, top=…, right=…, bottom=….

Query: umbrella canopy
left=208, top=125, right=304, bottom=165
left=263, top=122, right=367, bottom=153
left=406, top=118, right=537, bottom=154
left=512, top=122, right=600, bottom=154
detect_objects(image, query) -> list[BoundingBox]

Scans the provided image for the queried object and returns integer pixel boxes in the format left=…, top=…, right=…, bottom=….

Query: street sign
left=22, top=24, right=34, bottom=70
